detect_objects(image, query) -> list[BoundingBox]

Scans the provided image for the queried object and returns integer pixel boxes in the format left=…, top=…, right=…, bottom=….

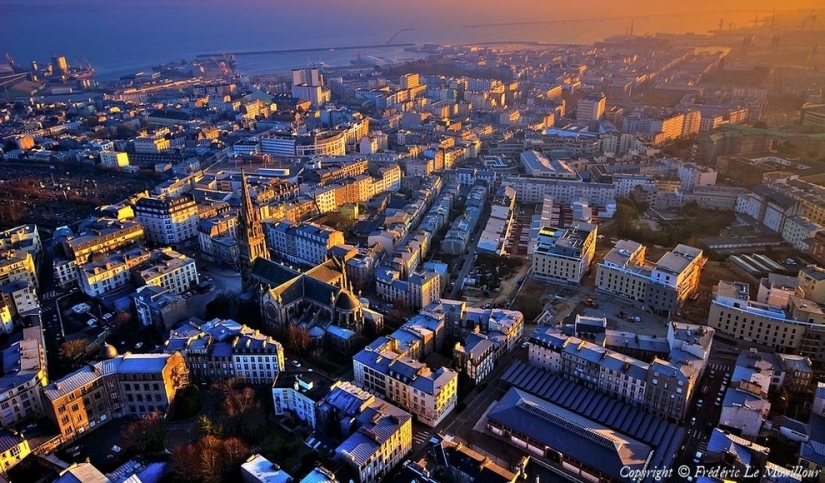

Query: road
left=447, top=204, right=492, bottom=299
left=674, top=354, right=736, bottom=479
left=404, top=343, right=530, bottom=462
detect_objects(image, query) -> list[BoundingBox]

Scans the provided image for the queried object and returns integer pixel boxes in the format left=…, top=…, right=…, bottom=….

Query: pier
left=197, top=43, right=415, bottom=58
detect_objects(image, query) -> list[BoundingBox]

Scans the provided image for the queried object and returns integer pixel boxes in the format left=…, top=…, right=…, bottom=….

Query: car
left=690, top=417, right=696, bottom=426
left=697, top=399, right=703, bottom=406
left=521, top=341, right=529, bottom=348
left=292, top=360, right=301, bottom=368
left=65, top=445, right=81, bottom=454
left=135, top=342, right=144, bottom=349
left=693, top=451, right=704, bottom=463
left=715, top=397, right=722, bottom=407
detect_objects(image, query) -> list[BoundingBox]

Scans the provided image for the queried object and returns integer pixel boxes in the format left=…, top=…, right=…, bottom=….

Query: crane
left=210, top=58, right=228, bottom=76
left=386, top=28, right=414, bottom=45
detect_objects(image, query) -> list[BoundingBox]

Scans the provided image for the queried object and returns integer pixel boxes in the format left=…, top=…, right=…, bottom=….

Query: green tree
left=193, top=414, right=223, bottom=439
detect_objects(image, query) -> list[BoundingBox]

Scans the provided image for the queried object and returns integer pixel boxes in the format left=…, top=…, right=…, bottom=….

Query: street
left=674, top=354, right=735, bottom=480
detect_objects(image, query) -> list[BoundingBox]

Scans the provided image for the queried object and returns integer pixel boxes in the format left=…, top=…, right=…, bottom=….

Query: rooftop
left=240, top=454, right=293, bottom=483
left=487, top=387, right=651, bottom=481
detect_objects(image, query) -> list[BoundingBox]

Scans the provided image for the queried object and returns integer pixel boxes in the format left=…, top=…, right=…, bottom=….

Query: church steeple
left=237, top=170, right=269, bottom=290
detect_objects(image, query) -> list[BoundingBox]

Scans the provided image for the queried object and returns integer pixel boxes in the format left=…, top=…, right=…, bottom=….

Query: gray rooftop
left=487, top=387, right=651, bottom=481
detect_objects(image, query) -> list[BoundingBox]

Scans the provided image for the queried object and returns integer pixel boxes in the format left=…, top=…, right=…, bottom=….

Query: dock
left=197, top=43, right=415, bottom=58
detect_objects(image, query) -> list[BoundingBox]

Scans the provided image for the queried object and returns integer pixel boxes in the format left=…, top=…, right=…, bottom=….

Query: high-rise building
left=134, top=194, right=199, bottom=245
left=576, top=93, right=606, bottom=121
left=237, top=173, right=269, bottom=290
left=51, top=55, right=68, bottom=74
left=292, top=68, right=322, bottom=87
left=531, top=223, right=598, bottom=286
left=400, top=73, right=421, bottom=89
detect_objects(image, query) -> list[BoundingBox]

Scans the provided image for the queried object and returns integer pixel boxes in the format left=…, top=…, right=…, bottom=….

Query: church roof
left=251, top=258, right=301, bottom=287
left=336, top=291, right=360, bottom=311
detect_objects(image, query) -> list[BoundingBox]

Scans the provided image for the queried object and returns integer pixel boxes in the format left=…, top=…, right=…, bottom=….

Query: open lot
left=0, top=161, right=157, bottom=228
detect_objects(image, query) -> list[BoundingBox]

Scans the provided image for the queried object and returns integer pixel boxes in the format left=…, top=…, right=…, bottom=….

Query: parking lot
left=571, top=295, right=671, bottom=337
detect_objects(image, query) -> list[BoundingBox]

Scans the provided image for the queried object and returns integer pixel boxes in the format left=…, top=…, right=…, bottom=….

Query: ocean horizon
left=0, top=1, right=766, bottom=80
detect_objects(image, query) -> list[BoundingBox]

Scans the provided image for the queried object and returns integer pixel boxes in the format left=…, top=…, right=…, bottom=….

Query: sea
left=0, top=1, right=766, bottom=81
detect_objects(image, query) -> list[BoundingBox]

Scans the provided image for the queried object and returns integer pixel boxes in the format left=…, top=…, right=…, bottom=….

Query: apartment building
left=0, top=328, right=47, bottom=427
left=528, top=321, right=712, bottom=421
left=133, top=285, right=188, bottom=332
left=501, top=174, right=616, bottom=206
left=99, top=150, right=129, bottom=167
left=0, top=282, right=37, bottom=322
left=77, top=247, right=151, bottom=297
left=62, top=219, right=145, bottom=261
left=134, top=136, right=171, bottom=154
left=353, top=347, right=457, bottom=427
left=336, top=397, right=412, bottom=483
left=452, top=332, right=496, bottom=385
left=531, top=223, right=597, bottom=286
left=271, top=371, right=334, bottom=430
left=0, top=250, right=36, bottom=292
left=135, top=248, right=199, bottom=295
left=264, top=220, right=345, bottom=267
left=42, top=365, right=112, bottom=443
left=118, top=353, right=189, bottom=417
left=197, top=211, right=239, bottom=267
left=375, top=267, right=442, bottom=312
left=782, top=216, right=824, bottom=252
left=519, top=150, right=579, bottom=179
left=708, top=280, right=825, bottom=363
left=0, top=302, right=10, bottom=334
left=164, top=319, right=285, bottom=384
left=798, top=265, right=825, bottom=303
left=134, top=194, right=199, bottom=245
left=678, top=163, right=717, bottom=190
left=596, top=241, right=705, bottom=317
left=0, top=430, right=30, bottom=475
left=577, top=93, right=606, bottom=121
left=0, top=225, right=42, bottom=266
left=231, top=332, right=285, bottom=385
left=42, top=352, right=188, bottom=444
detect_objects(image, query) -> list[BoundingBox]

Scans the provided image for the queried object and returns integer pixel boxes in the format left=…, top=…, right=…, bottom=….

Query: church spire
left=238, top=170, right=269, bottom=291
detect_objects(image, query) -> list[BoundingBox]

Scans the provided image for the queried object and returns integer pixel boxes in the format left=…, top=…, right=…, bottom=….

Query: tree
left=752, top=120, right=769, bottom=129
left=222, top=386, right=259, bottom=418
left=111, top=311, right=131, bottom=325
left=121, top=413, right=166, bottom=454
left=59, top=338, right=90, bottom=364
left=193, top=414, right=223, bottom=440
left=172, top=435, right=251, bottom=483
left=282, top=324, right=311, bottom=353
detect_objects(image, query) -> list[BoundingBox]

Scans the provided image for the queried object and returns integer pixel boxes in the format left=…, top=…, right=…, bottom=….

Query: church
left=236, top=171, right=381, bottom=355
